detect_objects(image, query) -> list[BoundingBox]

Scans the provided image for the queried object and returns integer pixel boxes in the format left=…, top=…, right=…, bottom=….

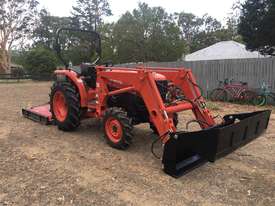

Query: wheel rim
left=53, top=91, right=68, bottom=122
left=105, top=117, right=123, bottom=143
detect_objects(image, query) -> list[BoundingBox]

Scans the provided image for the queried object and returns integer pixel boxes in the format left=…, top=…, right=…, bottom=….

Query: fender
left=54, top=70, right=88, bottom=107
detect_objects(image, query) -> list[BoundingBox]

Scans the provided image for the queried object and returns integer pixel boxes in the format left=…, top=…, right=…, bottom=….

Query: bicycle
left=210, top=78, right=257, bottom=104
left=253, top=82, right=275, bottom=106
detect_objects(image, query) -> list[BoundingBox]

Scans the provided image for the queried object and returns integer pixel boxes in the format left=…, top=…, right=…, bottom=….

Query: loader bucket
left=162, top=110, right=271, bottom=178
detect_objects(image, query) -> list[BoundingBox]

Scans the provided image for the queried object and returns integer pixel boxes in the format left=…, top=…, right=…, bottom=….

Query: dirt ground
left=0, top=82, right=274, bottom=206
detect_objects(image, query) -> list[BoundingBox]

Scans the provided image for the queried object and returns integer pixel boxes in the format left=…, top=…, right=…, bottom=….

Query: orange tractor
left=23, top=29, right=271, bottom=177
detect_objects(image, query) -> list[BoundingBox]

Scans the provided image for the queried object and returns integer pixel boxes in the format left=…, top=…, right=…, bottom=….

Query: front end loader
left=22, top=28, right=271, bottom=177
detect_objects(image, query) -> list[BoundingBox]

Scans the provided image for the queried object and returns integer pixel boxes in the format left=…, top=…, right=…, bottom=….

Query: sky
left=40, top=0, right=242, bottom=24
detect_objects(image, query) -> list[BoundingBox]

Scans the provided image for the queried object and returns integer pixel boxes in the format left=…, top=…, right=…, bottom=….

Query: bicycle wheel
left=240, top=90, right=257, bottom=105
left=268, top=93, right=275, bottom=105
left=209, top=88, right=228, bottom=102
left=253, top=95, right=267, bottom=106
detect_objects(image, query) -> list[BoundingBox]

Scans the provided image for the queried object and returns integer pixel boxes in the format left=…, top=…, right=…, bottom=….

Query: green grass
left=206, top=101, right=220, bottom=111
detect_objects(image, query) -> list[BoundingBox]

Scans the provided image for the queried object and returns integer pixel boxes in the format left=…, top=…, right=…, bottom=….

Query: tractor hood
left=152, top=72, right=167, bottom=81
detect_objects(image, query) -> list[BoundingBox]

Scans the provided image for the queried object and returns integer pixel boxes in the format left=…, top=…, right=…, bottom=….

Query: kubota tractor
left=22, top=28, right=271, bottom=177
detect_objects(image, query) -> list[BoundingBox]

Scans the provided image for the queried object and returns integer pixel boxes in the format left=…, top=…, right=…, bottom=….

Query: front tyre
left=210, top=88, right=228, bottom=102
left=253, top=95, right=266, bottom=106
left=50, top=81, right=81, bottom=131
left=103, top=107, right=133, bottom=150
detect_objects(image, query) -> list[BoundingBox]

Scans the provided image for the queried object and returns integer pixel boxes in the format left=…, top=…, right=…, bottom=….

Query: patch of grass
left=206, top=101, right=220, bottom=111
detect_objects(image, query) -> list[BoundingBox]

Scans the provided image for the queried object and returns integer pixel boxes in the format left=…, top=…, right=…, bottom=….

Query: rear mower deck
left=22, top=104, right=53, bottom=125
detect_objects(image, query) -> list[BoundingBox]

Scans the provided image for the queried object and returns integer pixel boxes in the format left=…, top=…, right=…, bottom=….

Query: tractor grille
left=156, top=80, right=168, bottom=102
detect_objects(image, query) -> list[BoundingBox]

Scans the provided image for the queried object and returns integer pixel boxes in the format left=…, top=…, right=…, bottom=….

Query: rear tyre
left=50, top=81, right=81, bottom=131
left=103, top=107, right=133, bottom=150
left=210, top=88, right=228, bottom=102
left=240, top=90, right=257, bottom=105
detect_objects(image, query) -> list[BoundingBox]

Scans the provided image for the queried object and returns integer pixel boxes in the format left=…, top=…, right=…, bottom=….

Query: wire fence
left=0, top=73, right=53, bottom=82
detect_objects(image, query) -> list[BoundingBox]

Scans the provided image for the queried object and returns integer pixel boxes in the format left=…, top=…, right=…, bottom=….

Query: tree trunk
left=0, top=49, right=11, bottom=74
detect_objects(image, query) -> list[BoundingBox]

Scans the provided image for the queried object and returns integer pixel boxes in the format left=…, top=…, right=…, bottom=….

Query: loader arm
left=151, top=68, right=216, bottom=128
left=96, top=66, right=216, bottom=142
left=96, top=66, right=271, bottom=177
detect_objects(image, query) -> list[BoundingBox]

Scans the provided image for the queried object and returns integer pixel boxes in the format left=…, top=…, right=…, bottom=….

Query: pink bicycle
left=210, top=79, right=256, bottom=104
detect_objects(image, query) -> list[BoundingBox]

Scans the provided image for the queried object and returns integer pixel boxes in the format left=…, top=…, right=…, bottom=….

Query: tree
left=23, top=46, right=58, bottom=74
left=99, top=23, right=118, bottom=63
left=239, top=0, right=275, bottom=55
left=202, top=15, right=222, bottom=33
left=176, top=12, right=204, bottom=46
left=0, top=0, right=39, bottom=73
left=176, top=12, right=227, bottom=52
left=113, top=3, right=187, bottom=63
left=33, top=9, right=72, bottom=50
left=72, top=0, right=112, bottom=31
left=190, top=29, right=231, bottom=52
left=225, top=2, right=243, bottom=42
left=32, top=8, right=108, bottom=66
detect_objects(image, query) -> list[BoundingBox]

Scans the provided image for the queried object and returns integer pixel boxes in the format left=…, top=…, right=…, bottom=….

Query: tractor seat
left=70, top=66, right=82, bottom=75
left=80, top=64, right=97, bottom=89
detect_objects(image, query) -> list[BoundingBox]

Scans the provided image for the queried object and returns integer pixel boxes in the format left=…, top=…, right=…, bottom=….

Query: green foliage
left=0, top=0, right=39, bottom=73
left=33, top=9, right=72, bottom=50
left=33, top=9, right=102, bottom=66
left=0, top=0, right=39, bottom=46
left=239, top=0, right=275, bottom=55
left=11, top=50, right=26, bottom=66
left=99, top=23, right=118, bottom=63
left=9, top=0, right=247, bottom=71
left=206, top=102, right=220, bottom=111
left=23, top=47, right=59, bottom=74
left=112, top=3, right=187, bottom=63
left=176, top=12, right=204, bottom=44
left=176, top=11, right=241, bottom=53
left=190, top=29, right=241, bottom=52
left=72, top=0, right=112, bottom=31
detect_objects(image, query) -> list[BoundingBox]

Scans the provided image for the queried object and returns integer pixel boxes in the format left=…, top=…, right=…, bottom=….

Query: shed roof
left=185, top=41, right=266, bottom=61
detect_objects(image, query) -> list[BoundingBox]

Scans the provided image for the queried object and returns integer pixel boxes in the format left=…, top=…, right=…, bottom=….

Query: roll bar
left=55, top=28, right=102, bottom=67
